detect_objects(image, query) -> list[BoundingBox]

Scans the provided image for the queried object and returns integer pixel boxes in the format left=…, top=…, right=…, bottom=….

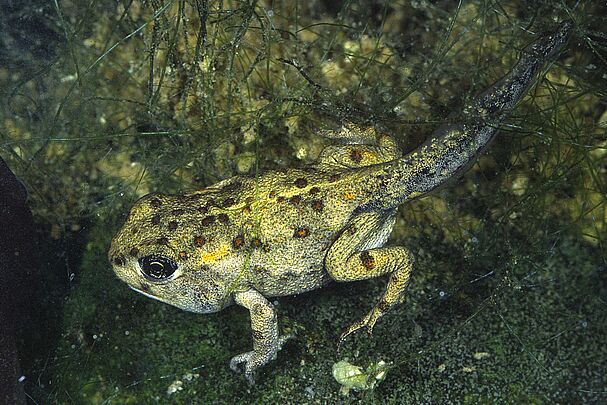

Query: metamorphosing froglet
left=108, top=21, right=572, bottom=383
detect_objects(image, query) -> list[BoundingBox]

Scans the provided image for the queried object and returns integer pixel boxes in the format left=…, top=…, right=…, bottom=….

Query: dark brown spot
left=277, top=196, right=286, bottom=203
left=157, top=237, right=169, bottom=246
left=269, top=190, right=277, bottom=198
left=232, top=235, right=245, bottom=249
left=218, top=213, right=229, bottom=224
left=360, top=250, right=376, bottom=269
left=222, top=197, right=235, bottom=208
left=201, top=216, right=216, bottom=226
left=293, top=227, right=309, bottom=238
left=222, top=181, right=242, bottom=192
left=198, top=205, right=209, bottom=214
left=168, top=221, right=178, bottom=231
left=329, top=173, right=340, bottom=182
left=151, top=214, right=161, bottom=225
left=194, top=236, right=206, bottom=247
left=112, top=255, right=125, bottom=266
left=129, top=247, right=139, bottom=257
left=377, top=299, right=390, bottom=313
left=178, top=251, right=188, bottom=260
left=251, top=238, right=263, bottom=248
left=172, top=208, right=184, bottom=216
left=149, top=198, right=162, bottom=208
left=289, top=195, right=301, bottom=205
left=309, top=186, right=321, bottom=194
left=246, top=197, right=254, bottom=204
left=349, top=148, right=363, bottom=163
left=311, top=200, right=323, bottom=212
left=294, top=178, right=308, bottom=188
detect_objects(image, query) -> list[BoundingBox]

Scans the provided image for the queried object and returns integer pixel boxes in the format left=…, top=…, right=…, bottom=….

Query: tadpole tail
left=462, top=19, right=573, bottom=125
left=371, top=20, right=573, bottom=209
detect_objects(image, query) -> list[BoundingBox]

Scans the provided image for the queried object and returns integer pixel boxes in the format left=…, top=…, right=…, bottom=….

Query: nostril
left=111, top=255, right=125, bottom=266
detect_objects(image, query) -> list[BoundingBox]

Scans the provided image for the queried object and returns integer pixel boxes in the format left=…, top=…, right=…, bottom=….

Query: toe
left=229, top=352, right=251, bottom=372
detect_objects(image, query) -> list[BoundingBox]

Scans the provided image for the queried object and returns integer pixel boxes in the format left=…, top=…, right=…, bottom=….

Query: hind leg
left=325, top=211, right=414, bottom=348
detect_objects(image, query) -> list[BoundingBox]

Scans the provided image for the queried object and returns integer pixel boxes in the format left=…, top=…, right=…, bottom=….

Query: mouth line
left=129, top=285, right=213, bottom=314
left=129, top=285, right=166, bottom=303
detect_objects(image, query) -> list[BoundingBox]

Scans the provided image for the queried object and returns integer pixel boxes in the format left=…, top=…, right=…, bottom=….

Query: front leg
left=229, top=289, right=289, bottom=384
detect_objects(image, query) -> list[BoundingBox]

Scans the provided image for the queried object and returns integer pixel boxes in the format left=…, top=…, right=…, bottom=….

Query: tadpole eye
left=138, top=255, right=177, bottom=281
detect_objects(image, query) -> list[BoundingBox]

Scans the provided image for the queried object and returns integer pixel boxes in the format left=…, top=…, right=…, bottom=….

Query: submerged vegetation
left=1, top=0, right=605, bottom=402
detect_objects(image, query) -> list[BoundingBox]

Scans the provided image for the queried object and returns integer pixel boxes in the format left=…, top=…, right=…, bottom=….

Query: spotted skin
left=108, top=22, right=572, bottom=384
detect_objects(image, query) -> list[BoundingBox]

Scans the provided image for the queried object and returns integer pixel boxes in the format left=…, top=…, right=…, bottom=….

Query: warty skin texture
left=108, top=21, right=572, bottom=383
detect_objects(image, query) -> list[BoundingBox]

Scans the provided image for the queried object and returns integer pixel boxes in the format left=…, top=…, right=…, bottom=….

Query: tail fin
left=377, top=20, right=572, bottom=208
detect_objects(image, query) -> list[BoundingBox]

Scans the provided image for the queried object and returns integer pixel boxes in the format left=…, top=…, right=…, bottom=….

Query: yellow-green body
left=109, top=21, right=572, bottom=383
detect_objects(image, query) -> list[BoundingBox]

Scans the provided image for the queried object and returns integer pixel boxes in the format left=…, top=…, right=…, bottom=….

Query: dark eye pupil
left=139, top=256, right=177, bottom=281
left=148, top=261, right=165, bottom=277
